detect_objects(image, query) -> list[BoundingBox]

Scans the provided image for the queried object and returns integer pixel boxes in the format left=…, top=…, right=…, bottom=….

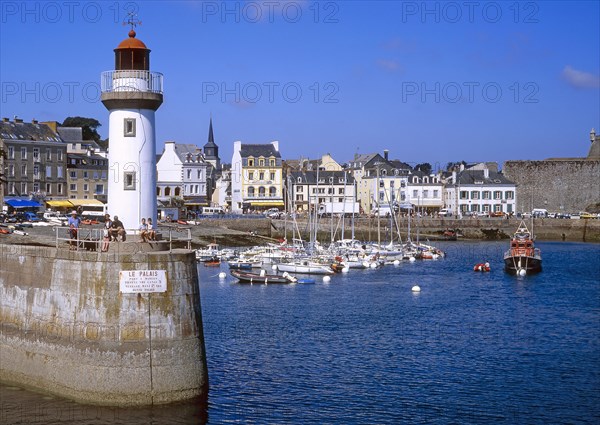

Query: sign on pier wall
left=119, top=270, right=167, bottom=293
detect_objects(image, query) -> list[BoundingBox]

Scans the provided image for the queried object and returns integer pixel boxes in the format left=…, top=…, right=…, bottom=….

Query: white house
left=443, top=163, right=517, bottom=216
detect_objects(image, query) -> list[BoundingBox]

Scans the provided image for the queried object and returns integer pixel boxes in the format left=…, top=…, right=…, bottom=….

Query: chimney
left=383, top=149, right=389, bottom=161
left=14, top=117, right=23, bottom=123
left=2, top=118, right=8, bottom=122
left=591, top=128, right=596, bottom=143
left=484, top=167, right=489, bottom=179
left=32, top=119, right=38, bottom=124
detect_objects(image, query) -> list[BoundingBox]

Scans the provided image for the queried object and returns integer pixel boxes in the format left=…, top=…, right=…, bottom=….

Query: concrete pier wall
left=0, top=244, right=208, bottom=406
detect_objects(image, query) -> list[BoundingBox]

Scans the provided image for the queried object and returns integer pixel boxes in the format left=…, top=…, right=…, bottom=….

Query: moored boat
left=504, top=221, right=542, bottom=275
left=230, top=269, right=297, bottom=284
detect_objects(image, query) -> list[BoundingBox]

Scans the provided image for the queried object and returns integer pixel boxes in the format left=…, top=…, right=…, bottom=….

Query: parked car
left=570, top=213, right=581, bottom=220
left=579, top=212, right=596, bottom=219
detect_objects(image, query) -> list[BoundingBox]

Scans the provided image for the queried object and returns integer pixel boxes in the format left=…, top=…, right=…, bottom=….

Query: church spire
left=207, top=117, right=215, bottom=147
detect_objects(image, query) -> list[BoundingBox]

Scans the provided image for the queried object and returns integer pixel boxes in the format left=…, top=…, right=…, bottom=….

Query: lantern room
left=114, top=29, right=150, bottom=71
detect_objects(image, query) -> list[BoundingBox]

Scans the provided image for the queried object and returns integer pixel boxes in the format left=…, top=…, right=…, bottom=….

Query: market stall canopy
left=69, top=199, right=104, bottom=206
left=46, top=200, right=74, bottom=208
left=5, top=199, right=42, bottom=208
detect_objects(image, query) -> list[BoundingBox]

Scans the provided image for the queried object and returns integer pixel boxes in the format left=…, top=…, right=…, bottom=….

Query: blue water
left=201, top=241, right=600, bottom=424
left=1, top=241, right=599, bottom=424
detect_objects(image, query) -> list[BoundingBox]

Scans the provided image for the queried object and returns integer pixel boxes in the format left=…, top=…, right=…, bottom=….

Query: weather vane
left=123, top=11, right=142, bottom=31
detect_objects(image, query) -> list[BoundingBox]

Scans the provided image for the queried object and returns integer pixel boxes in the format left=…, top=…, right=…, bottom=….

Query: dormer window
left=186, top=153, right=192, bottom=162
left=259, top=159, right=265, bottom=166
left=248, top=158, right=254, bottom=166
left=270, top=158, right=275, bottom=166
left=297, top=177, right=302, bottom=183
left=413, top=176, right=418, bottom=183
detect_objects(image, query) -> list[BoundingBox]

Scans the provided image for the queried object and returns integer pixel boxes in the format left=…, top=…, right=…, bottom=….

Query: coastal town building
left=443, top=163, right=517, bottom=217
left=287, top=170, right=357, bottom=213
left=0, top=118, right=67, bottom=210
left=65, top=152, right=109, bottom=204
left=406, top=170, right=444, bottom=214
left=211, top=164, right=232, bottom=210
left=156, top=141, right=211, bottom=214
left=231, top=141, right=284, bottom=213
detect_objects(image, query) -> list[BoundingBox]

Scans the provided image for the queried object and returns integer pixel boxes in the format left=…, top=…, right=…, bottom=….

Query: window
left=8, top=164, right=14, bottom=177
left=46, top=183, right=52, bottom=194
left=505, top=191, right=514, bottom=199
left=483, top=191, right=491, bottom=199
left=124, top=118, right=136, bottom=137
left=248, top=158, right=254, bottom=166
left=174, top=187, right=181, bottom=196
left=297, top=186, right=303, bottom=192
left=33, top=183, right=40, bottom=192
left=494, top=205, right=502, bottom=212
left=70, top=170, right=77, bottom=179
left=379, top=192, right=384, bottom=201
left=124, top=171, right=136, bottom=190
left=258, top=186, right=266, bottom=197
left=83, top=183, right=89, bottom=191
left=46, top=149, right=52, bottom=160
left=197, top=169, right=202, bottom=179
left=165, top=187, right=171, bottom=196
left=21, top=147, right=27, bottom=159
left=57, top=166, right=63, bottom=179
left=248, top=172, right=254, bottom=180
left=33, top=164, right=40, bottom=179
left=259, top=159, right=264, bottom=166
left=400, top=181, right=406, bottom=188
left=46, top=165, right=52, bottom=178
left=248, top=187, right=255, bottom=197
left=483, top=204, right=490, bottom=212
left=57, top=183, right=63, bottom=194
left=270, top=159, right=275, bottom=166
left=297, top=177, right=302, bottom=183
left=471, top=191, right=480, bottom=200
left=33, top=148, right=40, bottom=161
left=259, top=172, right=264, bottom=180
left=270, top=172, right=275, bottom=181
left=57, top=150, right=63, bottom=161
left=413, top=190, right=418, bottom=198
left=83, top=171, right=89, bottom=179
left=8, top=182, right=16, bottom=195
left=423, top=190, right=429, bottom=198
left=269, top=187, right=276, bottom=197
left=8, top=146, right=14, bottom=159
left=93, top=171, right=99, bottom=180
left=21, top=164, right=27, bottom=177
left=494, top=191, right=502, bottom=200
left=390, top=180, right=395, bottom=187
left=433, top=190, right=439, bottom=198
left=460, top=191, right=469, bottom=199
left=187, top=169, right=192, bottom=179
left=70, top=183, right=77, bottom=191
left=296, top=194, right=304, bottom=202
left=379, top=180, right=384, bottom=188
left=338, top=188, right=345, bottom=194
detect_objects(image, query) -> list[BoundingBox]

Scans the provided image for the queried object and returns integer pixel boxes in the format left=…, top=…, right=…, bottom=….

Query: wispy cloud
left=561, top=65, right=600, bottom=89
left=376, top=59, right=402, bottom=73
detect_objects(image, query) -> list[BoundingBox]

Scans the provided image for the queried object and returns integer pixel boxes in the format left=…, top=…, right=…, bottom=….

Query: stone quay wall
left=503, top=159, right=600, bottom=213
left=0, top=244, right=208, bottom=406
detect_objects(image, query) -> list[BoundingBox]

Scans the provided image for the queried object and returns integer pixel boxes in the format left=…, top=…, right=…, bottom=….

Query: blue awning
left=5, top=198, right=42, bottom=208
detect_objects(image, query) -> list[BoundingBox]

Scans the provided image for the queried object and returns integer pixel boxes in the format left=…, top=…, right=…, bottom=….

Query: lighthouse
left=101, top=21, right=163, bottom=230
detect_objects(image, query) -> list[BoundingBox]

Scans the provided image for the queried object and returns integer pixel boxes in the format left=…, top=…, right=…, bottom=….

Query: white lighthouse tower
left=101, top=19, right=163, bottom=231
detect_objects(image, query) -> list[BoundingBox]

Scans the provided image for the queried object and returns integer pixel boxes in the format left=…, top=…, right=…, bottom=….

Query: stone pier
left=0, top=243, right=208, bottom=406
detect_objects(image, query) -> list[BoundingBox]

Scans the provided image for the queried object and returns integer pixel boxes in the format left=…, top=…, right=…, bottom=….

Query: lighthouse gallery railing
left=101, top=70, right=163, bottom=94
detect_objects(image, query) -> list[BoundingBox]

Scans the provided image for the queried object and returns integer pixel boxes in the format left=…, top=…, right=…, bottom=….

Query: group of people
left=138, top=217, right=156, bottom=243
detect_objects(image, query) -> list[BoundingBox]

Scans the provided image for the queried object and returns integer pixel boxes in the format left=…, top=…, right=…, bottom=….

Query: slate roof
left=289, top=170, right=355, bottom=185
left=57, top=127, right=82, bottom=142
left=454, top=169, right=515, bottom=185
left=240, top=144, right=281, bottom=158
left=173, top=143, right=205, bottom=163
left=0, top=121, right=63, bottom=143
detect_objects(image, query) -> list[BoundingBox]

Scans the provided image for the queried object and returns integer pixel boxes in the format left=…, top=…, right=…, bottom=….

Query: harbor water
left=2, top=241, right=599, bottom=424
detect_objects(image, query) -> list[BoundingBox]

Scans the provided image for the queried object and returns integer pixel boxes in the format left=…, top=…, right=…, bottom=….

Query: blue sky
left=1, top=1, right=599, bottom=170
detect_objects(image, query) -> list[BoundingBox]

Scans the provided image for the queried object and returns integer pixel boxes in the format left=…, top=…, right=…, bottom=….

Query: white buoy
left=370, top=262, right=377, bottom=268
left=323, top=275, right=331, bottom=282
left=218, top=272, right=226, bottom=279
left=518, top=269, right=527, bottom=276
left=393, top=260, right=400, bottom=266
left=342, top=266, right=349, bottom=273
left=409, top=257, right=416, bottom=262
left=412, top=285, right=421, bottom=292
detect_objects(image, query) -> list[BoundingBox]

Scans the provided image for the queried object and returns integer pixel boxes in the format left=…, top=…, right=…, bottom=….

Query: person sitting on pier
left=67, top=210, right=81, bottom=250
left=139, top=218, right=148, bottom=242
left=110, top=215, right=126, bottom=242
left=147, top=217, right=156, bottom=241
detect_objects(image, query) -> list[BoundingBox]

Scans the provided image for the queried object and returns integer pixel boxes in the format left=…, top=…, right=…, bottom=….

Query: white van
left=202, top=207, right=225, bottom=215
left=439, top=208, right=452, bottom=217
left=531, top=208, right=548, bottom=218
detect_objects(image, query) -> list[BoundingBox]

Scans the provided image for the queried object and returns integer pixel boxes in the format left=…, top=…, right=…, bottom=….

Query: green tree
left=62, top=117, right=102, bottom=142
left=415, top=162, right=432, bottom=174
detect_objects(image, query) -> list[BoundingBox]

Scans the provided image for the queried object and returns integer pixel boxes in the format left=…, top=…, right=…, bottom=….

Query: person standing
left=101, top=214, right=113, bottom=251
left=68, top=210, right=81, bottom=250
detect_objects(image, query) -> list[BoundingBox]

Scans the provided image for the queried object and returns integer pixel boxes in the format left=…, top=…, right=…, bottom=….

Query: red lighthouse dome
left=114, top=29, right=150, bottom=70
